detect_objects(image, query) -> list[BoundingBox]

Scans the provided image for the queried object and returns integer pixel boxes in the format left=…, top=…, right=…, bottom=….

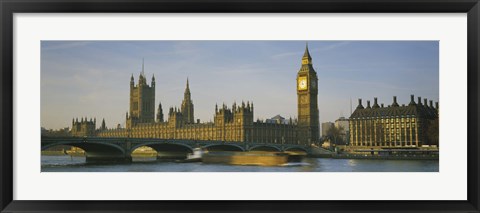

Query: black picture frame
left=1, top=0, right=479, bottom=212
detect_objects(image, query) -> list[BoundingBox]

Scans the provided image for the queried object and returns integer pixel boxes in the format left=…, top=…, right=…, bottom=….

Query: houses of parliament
left=71, top=45, right=320, bottom=145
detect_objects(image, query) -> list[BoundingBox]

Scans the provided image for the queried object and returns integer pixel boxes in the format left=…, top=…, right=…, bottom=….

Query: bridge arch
left=41, top=140, right=127, bottom=162
left=130, top=142, right=194, bottom=160
left=248, top=145, right=281, bottom=152
left=203, top=143, right=245, bottom=152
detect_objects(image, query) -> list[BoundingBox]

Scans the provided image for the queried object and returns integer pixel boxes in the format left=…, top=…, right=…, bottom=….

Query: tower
left=101, top=118, right=106, bottom=130
left=157, top=102, right=164, bottom=122
left=127, top=60, right=156, bottom=128
left=296, top=43, right=319, bottom=145
left=233, top=101, right=254, bottom=142
left=181, top=78, right=195, bottom=124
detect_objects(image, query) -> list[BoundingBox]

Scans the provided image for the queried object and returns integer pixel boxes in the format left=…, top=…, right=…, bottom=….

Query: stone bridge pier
left=86, top=152, right=132, bottom=163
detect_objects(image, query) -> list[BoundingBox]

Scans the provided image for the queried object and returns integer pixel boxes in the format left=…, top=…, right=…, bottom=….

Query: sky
left=41, top=41, right=439, bottom=130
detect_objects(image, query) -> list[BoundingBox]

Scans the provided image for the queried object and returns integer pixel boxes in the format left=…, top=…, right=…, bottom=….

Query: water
left=41, top=155, right=439, bottom=172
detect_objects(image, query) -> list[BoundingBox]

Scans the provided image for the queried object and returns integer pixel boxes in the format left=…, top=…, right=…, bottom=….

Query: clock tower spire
left=302, top=42, right=312, bottom=65
left=296, top=43, right=319, bottom=145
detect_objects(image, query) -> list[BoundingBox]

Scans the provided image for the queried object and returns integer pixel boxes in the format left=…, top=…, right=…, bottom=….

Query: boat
left=202, top=151, right=306, bottom=166
left=177, top=148, right=205, bottom=163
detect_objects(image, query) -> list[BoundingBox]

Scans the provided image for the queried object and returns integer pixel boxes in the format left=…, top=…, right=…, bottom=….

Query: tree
left=326, top=125, right=345, bottom=149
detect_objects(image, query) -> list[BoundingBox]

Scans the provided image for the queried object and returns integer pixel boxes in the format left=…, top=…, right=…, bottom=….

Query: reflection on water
left=348, top=159, right=357, bottom=167
left=41, top=155, right=439, bottom=172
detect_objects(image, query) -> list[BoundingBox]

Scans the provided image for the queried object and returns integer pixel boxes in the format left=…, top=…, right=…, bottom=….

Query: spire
left=303, top=42, right=311, bottom=59
left=141, top=58, right=145, bottom=77
left=101, top=118, right=106, bottom=130
left=151, top=74, right=155, bottom=87
left=157, top=102, right=164, bottom=122
left=301, top=42, right=312, bottom=65
left=184, top=78, right=191, bottom=100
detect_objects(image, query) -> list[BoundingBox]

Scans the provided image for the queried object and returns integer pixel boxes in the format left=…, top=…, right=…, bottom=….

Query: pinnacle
left=303, top=42, right=312, bottom=59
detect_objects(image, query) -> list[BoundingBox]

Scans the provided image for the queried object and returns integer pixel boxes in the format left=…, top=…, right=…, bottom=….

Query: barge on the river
left=202, top=151, right=306, bottom=166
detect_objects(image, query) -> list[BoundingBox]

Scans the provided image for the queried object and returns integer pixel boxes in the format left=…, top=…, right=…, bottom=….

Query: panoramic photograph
left=41, top=41, right=439, bottom=172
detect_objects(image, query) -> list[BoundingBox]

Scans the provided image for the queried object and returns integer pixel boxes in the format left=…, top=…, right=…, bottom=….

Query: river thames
left=41, top=155, right=439, bottom=172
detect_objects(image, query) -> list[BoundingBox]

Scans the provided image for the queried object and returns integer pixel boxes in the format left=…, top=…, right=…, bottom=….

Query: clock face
left=311, top=80, right=316, bottom=88
left=298, top=77, right=307, bottom=90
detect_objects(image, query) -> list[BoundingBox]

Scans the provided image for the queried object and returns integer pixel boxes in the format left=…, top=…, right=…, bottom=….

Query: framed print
left=1, top=0, right=479, bottom=212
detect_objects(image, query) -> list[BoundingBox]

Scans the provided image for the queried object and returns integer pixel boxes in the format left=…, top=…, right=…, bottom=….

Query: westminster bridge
left=41, top=137, right=311, bottom=163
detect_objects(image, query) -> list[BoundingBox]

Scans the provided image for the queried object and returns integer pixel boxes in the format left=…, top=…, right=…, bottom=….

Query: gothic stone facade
left=94, top=45, right=319, bottom=145
left=349, top=95, right=439, bottom=147
left=71, top=118, right=96, bottom=137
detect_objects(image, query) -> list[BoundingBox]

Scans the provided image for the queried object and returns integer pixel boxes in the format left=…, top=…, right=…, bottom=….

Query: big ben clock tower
left=297, top=43, right=319, bottom=145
